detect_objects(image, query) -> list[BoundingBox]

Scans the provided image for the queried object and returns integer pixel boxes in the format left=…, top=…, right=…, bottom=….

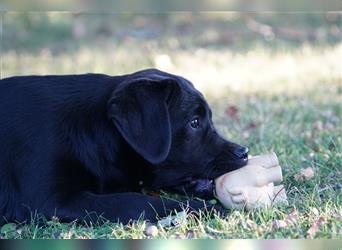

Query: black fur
left=0, top=69, right=248, bottom=224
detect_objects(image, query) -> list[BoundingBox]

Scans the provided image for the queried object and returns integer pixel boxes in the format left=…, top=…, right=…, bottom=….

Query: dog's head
left=108, top=69, right=248, bottom=199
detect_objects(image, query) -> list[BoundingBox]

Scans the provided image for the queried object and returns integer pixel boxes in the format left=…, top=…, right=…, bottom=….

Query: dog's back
left=0, top=74, right=120, bottom=222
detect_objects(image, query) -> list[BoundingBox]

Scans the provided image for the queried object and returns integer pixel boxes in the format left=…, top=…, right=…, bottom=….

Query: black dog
left=0, top=69, right=248, bottom=224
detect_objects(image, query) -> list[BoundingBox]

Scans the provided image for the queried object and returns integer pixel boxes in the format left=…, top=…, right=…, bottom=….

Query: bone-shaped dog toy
left=215, top=152, right=287, bottom=209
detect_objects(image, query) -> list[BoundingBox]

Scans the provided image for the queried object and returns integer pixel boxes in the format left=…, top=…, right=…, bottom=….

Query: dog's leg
left=43, top=192, right=220, bottom=224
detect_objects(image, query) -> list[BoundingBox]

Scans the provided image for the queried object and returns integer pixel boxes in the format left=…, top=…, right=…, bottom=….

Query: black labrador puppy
left=0, top=69, right=248, bottom=224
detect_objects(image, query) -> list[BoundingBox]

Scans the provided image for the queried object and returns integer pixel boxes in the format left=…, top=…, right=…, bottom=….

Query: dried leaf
left=293, top=173, right=302, bottom=181
left=294, top=167, right=315, bottom=181
left=257, top=225, right=265, bottom=234
left=302, top=167, right=315, bottom=180
left=144, top=224, right=159, bottom=237
left=320, top=110, right=334, bottom=118
left=313, top=120, right=335, bottom=132
left=338, top=215, right=342, bottom=222
left=304, top=131, right=312, bottom=140
left=225, top=105, right=239, bottom=120
left=324, top=122, right=335, bottom=131
left=243, top=131, right=250, bottom=139
left=244, top=121, right=258, bottom=130
left=246, top=219, right=257, bottom=230
left=334, top=212, right=342, bottom=222
left=311, top=207, right=319, bottom=217
left=272, top=210, right=298, bottom=230
left=272, top=220, right=287, bottom=229
left=286, top=210, right=298, bottom=225
left=307, top=217, right=325, bottom=239
left=313, top=120, right=324, bottom=131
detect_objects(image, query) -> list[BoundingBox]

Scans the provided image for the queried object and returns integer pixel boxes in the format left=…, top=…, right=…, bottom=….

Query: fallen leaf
left=307, top=217, right=325, bottom=239
left=338, top=215, right=342, bottom=222
left=304, top=131, right=312, bottom=140
left=246, top=219, right=257, bottom=230
left=313, top=120, right=335, bottom=132
left=294, top=167, right=315, bottom=181
left=302, top=167, right=315, bottom=180
left=294, top=173, right=302, bottom=181
left=243, top=131, right=250, bottom=139
left=244, top=121, right=258, bottom=130
left=286, top=210, right=298, bottom=225
left=320, top=110, right=334, bottom=118
left=272, top=220, right=287, bottom=229
left=144, top=224, right=159, bottom=237
left=334, top=212, right=342, bottom=222
left=225, top=105, right=239, bottom=120
left=324, top=122, right=335, bottom=131
left=257, top=225, right=265, bottom=234
left=272, top=210, right=298, bottom=230
left=313, top=120, right=324, bottom=131
left=242, top=121, right=259, bottom=139
left=311, top=207, right=319, bottom=217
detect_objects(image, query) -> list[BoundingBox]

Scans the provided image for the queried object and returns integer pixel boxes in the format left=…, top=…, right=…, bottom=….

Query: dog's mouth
left=166, top=177, right=215, bottom=199
left=159, top=152, right=248, bottom=199
left=208, top=156, right=248, bottom=179
left=165, top=156, right=248, bottom=199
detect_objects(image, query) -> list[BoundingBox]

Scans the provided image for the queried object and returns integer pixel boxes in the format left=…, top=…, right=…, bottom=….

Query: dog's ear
left=108, top=73, right=178, bottom=164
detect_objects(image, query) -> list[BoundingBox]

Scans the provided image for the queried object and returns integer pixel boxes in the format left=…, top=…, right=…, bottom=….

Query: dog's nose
left=233, top=146, right=249, bottom=158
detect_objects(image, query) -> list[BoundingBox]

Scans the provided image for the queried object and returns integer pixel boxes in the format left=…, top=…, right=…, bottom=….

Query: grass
left=0, top=13, right=341, bottom=239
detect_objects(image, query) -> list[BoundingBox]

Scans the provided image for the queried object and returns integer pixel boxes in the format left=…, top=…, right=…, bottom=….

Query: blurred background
left=2, top=12, right=340, bottom=96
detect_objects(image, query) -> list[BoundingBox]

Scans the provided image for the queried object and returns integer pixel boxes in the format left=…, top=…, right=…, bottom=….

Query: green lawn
left=1, top=12, right=341, bottom=239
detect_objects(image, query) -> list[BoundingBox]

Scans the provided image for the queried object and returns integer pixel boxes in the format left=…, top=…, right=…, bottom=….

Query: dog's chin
left=166, top=178, right=215, bottom=200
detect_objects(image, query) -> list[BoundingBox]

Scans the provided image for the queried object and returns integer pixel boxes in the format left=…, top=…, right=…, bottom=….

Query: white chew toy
left=215, top=152, right=287, bottom=209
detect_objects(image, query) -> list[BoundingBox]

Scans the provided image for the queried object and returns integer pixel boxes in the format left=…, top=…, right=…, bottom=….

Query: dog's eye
left=190, top=117, right=200, bottom=129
